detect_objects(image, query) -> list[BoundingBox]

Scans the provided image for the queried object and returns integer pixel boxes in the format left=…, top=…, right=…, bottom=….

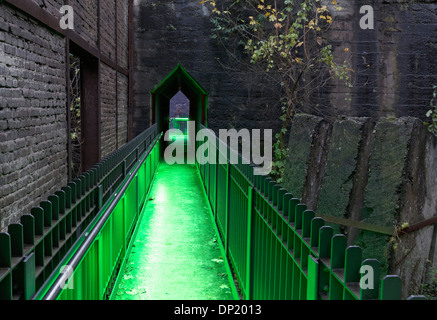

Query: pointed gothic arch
left=150, top=64, right=209, bottom=135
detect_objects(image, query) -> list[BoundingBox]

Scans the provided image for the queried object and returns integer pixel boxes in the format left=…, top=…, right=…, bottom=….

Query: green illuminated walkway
left=113, top=162, right=238, bottom=300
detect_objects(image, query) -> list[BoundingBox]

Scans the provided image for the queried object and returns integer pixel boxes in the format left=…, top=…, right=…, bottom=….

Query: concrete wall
left=317, top=0, right=437, bottom=120
left=283, top=113, right=437, bottom=298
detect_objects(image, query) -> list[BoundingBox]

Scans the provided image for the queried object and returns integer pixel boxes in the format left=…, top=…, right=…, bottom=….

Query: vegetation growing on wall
left=69, top=54, right=82, bottom=179
left=425, top=85, right=437, bottom=137
left=201, top=0, right=353, bottom=182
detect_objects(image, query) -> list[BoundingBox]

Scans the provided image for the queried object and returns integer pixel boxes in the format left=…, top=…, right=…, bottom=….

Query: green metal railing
left=3, top=121, right=427, bottom=300
left=195, top=124, right=425, bottom=300
left=0, top=124, right=159, bottom=300
left=33, top=132, right=162, bottom=300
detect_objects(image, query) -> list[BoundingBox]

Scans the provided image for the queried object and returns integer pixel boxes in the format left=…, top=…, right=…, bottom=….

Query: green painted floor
left=113, top=162, right=237, bottom=300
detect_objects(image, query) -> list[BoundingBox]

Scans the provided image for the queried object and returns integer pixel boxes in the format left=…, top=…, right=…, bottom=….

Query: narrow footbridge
left=0, top=122, right=425, bottom=301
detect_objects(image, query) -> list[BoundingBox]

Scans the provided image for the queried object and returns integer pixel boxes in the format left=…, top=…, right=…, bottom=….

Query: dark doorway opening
left=169, top=91, right=190, bottom=144
left=69, top=53, right=82, bottom=179
left=68, top=43, right=101, bottom=177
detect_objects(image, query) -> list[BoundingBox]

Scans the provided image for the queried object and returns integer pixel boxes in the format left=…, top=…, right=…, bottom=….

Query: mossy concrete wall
left=283, top=114, right=437, bottom=298
left=317, top=117, right=372, bottom=237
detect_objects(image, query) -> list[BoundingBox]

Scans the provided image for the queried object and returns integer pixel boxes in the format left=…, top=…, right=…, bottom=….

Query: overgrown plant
left=70, top=54, right=82, bottom=179
left=422, top=266, right=437, bottom=300
left=425, top=85, right=437, bottom=137
left=201, top=0, right=353, bottom=182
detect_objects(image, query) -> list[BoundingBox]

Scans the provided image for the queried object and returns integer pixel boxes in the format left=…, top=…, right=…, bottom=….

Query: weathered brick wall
left=29, top=0, right=64, bottom=19
left=100, top=0, right=116, bottom=60
left=100, top=63, right=118, bottom=159
left=117, top=0, right=129, bottom=70
left=0, top=0, right=131, bottom=231
left=118, top=73, right=129, bottom=147
left=0, top=3, right=67, bottom=231
left=71, top=0, right=99, bottom=47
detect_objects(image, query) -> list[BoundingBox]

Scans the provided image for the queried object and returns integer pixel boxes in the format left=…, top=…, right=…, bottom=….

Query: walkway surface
left=113, top=162, right=237, bottom=300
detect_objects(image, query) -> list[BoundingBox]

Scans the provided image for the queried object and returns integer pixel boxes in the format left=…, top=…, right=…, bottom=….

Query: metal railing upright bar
left=195, top=124, right=426, bottom=300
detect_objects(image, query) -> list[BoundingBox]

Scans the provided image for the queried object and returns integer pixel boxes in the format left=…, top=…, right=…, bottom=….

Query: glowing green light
left=113, top=163, right=237, bottom=300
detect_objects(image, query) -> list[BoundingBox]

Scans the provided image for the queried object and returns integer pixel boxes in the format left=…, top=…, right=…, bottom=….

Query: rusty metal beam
left=80, top=57, right=101, bottom=172
left=65, top=0, right=72, bottom=182
left=127, top=0, right=135, bottom=141
left=115, top=0, right=119, bottom=149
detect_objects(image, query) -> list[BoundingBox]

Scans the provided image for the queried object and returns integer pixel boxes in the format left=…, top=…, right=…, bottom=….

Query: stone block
left=317, top=117, right=371, bottom=235
left=355, top=117, right=417, bottom=271
left=282, top=114, right=325, bottom=201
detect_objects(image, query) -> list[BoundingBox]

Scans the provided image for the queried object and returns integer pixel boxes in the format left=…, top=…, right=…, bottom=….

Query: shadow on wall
left=282, top=113, right=437, bottom=299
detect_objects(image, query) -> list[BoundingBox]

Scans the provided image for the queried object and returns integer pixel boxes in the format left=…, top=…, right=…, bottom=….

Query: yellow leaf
left=296, top=41, right=304, bottom=47
left=344, top=47, right=349, bottom=52
left=199, top=0, right=205, bottom=4
left=332, top=0, right=337, bottom=4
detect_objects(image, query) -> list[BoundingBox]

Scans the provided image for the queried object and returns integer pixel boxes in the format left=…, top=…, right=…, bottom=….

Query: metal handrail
left=34, top=132, right=162, bottom=300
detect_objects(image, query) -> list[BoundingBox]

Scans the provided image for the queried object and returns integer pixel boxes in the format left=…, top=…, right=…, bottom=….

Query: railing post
left=246, top=187, right=255, bottom=300
left=307, top=255, right=319, bottom=300
left=225, top=161, right=231, bottom=256
left=122, top=159, right=127, bottom=179
left=96, top=185, right=103, bottom=212
left=214, top=147, right=219, bottom=220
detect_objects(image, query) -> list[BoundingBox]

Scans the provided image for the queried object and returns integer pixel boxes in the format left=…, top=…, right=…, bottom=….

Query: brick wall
left=71, top=0, right=99, bottom=47
left=118, top=73, right=129, bottom=147
left=0, top=3, right=67, bottom=231
left=117, top=0, right=129, bottom=70
left=0, top=0, right=131, bottom=231
left=100, top=0, right=116, bottom=60
left=100, top=63, right=117, bottom=158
